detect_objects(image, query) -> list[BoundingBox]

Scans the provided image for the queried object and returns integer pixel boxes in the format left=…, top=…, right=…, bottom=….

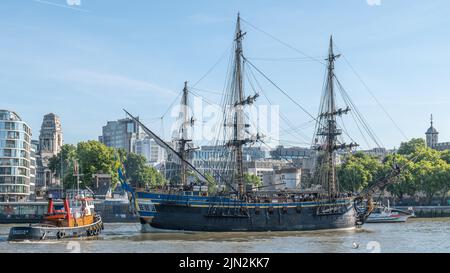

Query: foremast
left=314, top=36, right=358, bottom=198
left=176, top=81, right=196, bottom=186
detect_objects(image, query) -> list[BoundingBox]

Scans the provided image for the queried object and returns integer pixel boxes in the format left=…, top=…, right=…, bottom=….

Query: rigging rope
left=334, top=76, right=384, bottom=148
left=243, top=56, right=360, bottom=146
left=245, top=60, right=313, bottom=143
left=240, top=17, right=326, bottom=66
left=192, top=43, right=234, bottom=88
left=160, top=91, right=182, bottom=119
left=334, top=46, right=409, bottom=141
left=246, top=56, right=326, bottom=62
left=239, top=18, right=407, bottom=148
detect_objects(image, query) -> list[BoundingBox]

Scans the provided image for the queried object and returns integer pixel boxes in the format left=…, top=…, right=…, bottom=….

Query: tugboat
left=8, top=190, right=103, bottom=241
left=122, top=14, right=402, bottom=232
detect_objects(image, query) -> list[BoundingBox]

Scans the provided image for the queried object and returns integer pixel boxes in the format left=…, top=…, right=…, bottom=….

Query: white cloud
left=59, top=69, right=178, bottom=97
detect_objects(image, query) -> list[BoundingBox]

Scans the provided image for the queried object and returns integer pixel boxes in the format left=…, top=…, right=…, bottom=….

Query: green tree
left=337, top=152, right=383, bottom=192
left=203, top=172, right=218, bottom=194
left=76, top=141, right=118, bottom=188
left=383, top=146, right=450, bottom=205
left=48, top=144, right=77, bottom=188
left=440, top=150, right=450, bottom=164
left=397, top=138, right=426, bottom=155
left=243, top=173, right=262, bottom=187
left=411, top=147, right=447, bottom=204
left=384, top=153, right=417, bottom=200
left=435, top=164, right=450, bottom=205
left=123, top=153, right=165, bottom=188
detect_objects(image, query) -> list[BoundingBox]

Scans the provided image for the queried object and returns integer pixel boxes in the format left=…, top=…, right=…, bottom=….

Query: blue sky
left=2, top=0, right=450, bottom=149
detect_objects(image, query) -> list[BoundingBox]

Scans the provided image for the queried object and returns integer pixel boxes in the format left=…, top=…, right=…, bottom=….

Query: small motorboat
left=8, top=190, right=103, bottom=241
left=366, top=201, right=414, bottom=223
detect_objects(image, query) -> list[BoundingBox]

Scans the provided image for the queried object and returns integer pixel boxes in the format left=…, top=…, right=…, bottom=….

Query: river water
left=0, top=218, right=449, bottom=253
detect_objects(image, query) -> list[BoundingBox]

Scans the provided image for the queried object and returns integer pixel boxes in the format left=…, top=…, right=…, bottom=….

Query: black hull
left=150, top=203, right=357, bottom=232
left=7, top=216, right=104, bottom=241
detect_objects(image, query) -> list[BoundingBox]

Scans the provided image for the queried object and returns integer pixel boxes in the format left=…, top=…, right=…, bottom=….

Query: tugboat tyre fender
left=56, top=231, right=65, bottom=239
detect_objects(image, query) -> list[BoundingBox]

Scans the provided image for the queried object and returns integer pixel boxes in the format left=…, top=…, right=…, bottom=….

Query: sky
left=2, top=0, right=450, bottom=150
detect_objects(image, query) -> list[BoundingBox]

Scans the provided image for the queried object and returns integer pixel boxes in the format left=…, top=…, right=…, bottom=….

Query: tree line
left=338, top=138, right=450, bottom=205
left=48, top=141, right=165, bottom=190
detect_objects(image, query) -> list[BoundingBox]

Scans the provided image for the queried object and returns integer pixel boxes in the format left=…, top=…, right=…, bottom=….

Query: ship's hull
left=136, top=190, right=359, bottom=232
left=150, top=200, right=357, bottom=232
left=7, top=215, right=104, bottom=241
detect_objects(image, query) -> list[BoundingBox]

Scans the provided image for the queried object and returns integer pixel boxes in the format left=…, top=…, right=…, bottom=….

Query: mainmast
left=234, top=14, right=245, bottom=196
left=325, top=36, right=338, bottom=195
left=227, top=14, right=258, bottom=198
left=315, top=36, right=357, bottom=198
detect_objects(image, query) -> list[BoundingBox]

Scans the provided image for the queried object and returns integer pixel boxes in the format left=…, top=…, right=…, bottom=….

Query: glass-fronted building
left=0, top=110, right=32, bottom=202
left=99, top=117, right=140, bottom=153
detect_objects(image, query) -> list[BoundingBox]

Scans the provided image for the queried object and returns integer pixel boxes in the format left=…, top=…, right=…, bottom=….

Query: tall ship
left=120, top=14, right=401, bottom=232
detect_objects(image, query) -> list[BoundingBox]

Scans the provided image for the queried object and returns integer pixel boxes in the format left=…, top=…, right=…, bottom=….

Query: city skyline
left=2, top=1, right=450, bottom=148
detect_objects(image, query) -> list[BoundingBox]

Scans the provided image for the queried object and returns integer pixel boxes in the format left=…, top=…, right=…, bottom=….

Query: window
left=7, top=131, right=19, bottom=139
left=18, top=167, right=28, bottom=176
left=0, top=167, right=12, bottom=175
left=20, top=150, right=28, bottom=158
left=2, top=149, right=12, bottom=157
left=20, top=205, right=37, bottom=215
left=5, top=140, right=16, bottom=148
left=127, top=122, right=135, bottom=133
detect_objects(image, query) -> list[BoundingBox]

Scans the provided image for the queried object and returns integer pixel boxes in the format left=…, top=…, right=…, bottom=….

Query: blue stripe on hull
left=138, top=211, right=157, bottom=217
left=136, top=191, right=352, bottom=208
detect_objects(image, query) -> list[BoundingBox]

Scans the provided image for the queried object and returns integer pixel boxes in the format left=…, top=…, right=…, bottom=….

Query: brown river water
left=0, top=218, right=449, bottom=253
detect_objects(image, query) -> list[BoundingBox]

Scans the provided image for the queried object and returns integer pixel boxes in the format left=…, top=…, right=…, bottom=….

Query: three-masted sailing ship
left=120, top=14, right=400, bottom=232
